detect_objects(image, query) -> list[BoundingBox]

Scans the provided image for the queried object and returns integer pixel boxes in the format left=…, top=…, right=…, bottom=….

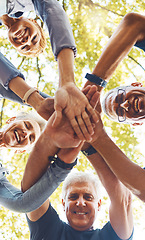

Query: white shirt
left=0, top=0, right=7, bottom=16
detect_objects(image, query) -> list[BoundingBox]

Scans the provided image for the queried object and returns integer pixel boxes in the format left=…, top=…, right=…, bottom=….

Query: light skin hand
left=34, top=97, right=54, bottom=120
left=44, top=111, right=81, bottom=148
left=53, top=83, right=98, bottom=142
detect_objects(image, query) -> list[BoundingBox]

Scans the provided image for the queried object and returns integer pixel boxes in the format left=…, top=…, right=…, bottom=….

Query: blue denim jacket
left=0, top=161, right=72, bottom=212
left=0, top=0, right=76, bottom=103
left=0, top=52, right=50, bottom=104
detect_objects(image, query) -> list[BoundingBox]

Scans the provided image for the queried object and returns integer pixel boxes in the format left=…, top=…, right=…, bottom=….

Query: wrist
left=35, top=131, right=59, bottom=157
left=49, top=156, right=77, bottom=170
left=81, top=145, right=97, bottom=157
left=26, top=91, right=44, bottom=110
left=91, top=130, right=108, bottom=148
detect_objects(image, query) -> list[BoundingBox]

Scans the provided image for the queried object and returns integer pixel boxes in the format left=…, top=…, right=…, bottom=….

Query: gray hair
left=15, top=111, right=47, bottom=133
left=62, top=170, right=101, bottom=200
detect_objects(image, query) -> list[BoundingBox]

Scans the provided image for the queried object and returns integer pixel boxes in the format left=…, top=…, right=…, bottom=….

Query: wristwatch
left=49, top=156, right=77, bottom=170
left=81, top=145, right=97, bottom=156
left=85, top=73, right=107, bottom=88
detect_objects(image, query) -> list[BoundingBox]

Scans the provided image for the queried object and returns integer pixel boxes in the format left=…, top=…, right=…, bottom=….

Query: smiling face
left=62, top=181, right=101, bottom=231
left=8, top=17, right=41, bottom=55
left=103, top=85, right=145, bottom=124
left=2, top=119, right=40, bottom=149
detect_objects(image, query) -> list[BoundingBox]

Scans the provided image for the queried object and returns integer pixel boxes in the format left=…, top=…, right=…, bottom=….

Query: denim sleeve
left=0, top=52, right=25, bottom=89
left=0, top=52, right=50, bottom=103
left=0, top=161, right=71, bottom=213
left=0, top=82, right=51, bottom=105
left=32, top=0, right=76, bottom=59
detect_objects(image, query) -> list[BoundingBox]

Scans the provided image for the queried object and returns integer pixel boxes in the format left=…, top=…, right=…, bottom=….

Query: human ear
left=131, top=82, right=143, bottom=87
left=6, top=116, right=16, bottom=124
left=14, top=150, right=26, bottom=154
left=97, top=199, right=101, bottom=211
left=132, top=122, right=143, bottom=126
left=62, top=199, right=65, bottom=211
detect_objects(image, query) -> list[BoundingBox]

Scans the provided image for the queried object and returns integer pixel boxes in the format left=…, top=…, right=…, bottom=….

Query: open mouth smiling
left=14, top=28, right=28, bottom=42
left=74, top=211, right=87, bottom=215
left=14, top=130, right=20, bottom=143
left=134, top=98, right=139, bottom=113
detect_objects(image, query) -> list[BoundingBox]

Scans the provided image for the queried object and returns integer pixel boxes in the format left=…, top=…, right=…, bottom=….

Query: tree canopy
left=0, top=0, right=145, bottom=239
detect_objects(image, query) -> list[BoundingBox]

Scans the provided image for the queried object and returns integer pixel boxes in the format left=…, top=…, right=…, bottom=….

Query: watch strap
left=85, top=73, right=107, bottom=88
left=49, top=156, right=77, bottom=170
left=81, top=145, right=97, bottom=156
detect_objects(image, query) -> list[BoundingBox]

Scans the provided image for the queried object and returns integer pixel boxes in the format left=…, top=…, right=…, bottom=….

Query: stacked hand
left=53, top=83, right=99, bottom=142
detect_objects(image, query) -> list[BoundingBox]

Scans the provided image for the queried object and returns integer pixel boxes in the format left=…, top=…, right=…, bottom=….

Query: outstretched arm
left=32, top=0, right=99, bottom=140
left=88, top=110, right=145, bottom=202
left=82, top=142, right=133, bottom=239
left=84, top=13, right=145, bottom=91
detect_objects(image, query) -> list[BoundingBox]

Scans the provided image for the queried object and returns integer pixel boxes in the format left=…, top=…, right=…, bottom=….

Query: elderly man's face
left=62, top=181, right=101, bottom=231
left=104, top=84, right=145, bottom=124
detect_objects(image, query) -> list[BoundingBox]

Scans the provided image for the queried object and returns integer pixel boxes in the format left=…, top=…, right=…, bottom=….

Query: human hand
left=44, top=111, right=81, bottom=148
left=89, top=111, right=105, bottom=144
left=53, top=83, right=98, bottom=142
left=36, top=97, right=54, bottom=120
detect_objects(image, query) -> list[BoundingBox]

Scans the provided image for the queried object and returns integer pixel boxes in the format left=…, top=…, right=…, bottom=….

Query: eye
left=21, top=45, right=27, bottom=50
left=24, top=121, right=29, bottom=129
left=84, top=194, right=94, bottom=201
left=32, top=35, right=37, bottom=41
left=68, top=194, right=78, bottom=200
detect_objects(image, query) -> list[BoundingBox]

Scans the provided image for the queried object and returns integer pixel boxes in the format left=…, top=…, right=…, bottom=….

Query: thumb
left=52, top=110, right=63, bottom=127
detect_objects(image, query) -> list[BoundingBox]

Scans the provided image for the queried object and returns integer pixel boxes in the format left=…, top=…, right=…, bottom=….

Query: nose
left=76, top=196, right=86, bottom=207
left=22, top=35, right=32, bottom=46
left=120, top=100, right=130, bottom=111
left=21, top=130, right=28, bottom=139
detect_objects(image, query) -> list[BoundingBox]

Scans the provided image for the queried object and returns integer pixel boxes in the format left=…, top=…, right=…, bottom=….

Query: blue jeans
left=0, top=162, right=70, bottom=213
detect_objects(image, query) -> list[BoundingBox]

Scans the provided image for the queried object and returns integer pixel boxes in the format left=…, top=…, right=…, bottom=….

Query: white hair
left=62, top=170, right=101, bottom=200
left=15, top=111, right=47, bottom=133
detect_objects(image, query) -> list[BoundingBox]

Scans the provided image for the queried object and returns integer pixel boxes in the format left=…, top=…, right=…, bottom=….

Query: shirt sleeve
left=26, top=204, right=63, bottom=239
left=32, top=0, right=76, bottom=59
left=134, top=40, right=145, bottom=52
left=99, top=222, right=134, bottom=240
left=0, top=52, right=25, bottom=89
left=0, top=161, right=72, bottom=213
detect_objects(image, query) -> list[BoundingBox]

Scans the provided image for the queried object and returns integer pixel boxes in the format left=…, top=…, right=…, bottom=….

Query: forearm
left=83, top=143, right=133, bottom=239
left=88, top=152, right=122, bottom=199
left=92, top=13, right=145, bottom=82
left=92, top=131, right=145, bottom=200
left=9, top=77, right=44, bottom=107
left=0, top=162, right=71, bottom=213
left=57, top=48, right=75, bottom=86
left=21, top=130, right=58, bottom=192
left=82, top=142, right=124, bottom=200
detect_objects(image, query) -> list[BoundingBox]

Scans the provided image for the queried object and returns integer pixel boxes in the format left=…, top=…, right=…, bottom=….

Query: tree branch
left=17, top=56, right=26, bottom=70
left=36, top=57, right=42, bottom=88
left=128, top=55, right=145, bottom=71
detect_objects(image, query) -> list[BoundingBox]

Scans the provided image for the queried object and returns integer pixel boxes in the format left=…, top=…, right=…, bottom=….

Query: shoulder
left=98, top=222, right=133, bottom=240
